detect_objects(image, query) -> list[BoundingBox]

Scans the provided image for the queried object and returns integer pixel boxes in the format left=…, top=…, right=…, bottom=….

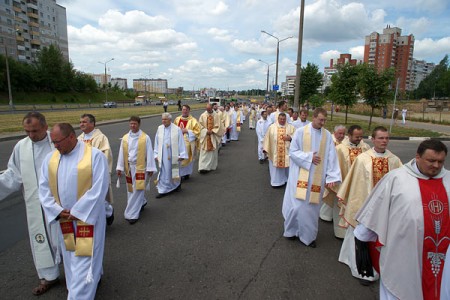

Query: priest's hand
left=67, top=214, right=79, bottom=221
left=312, top=152, right=321, bottom=165
left=59, top=209, right=71, bottom=220
left=325, top=182, right=338, bottom=188
left=182, top=128, right=188, bottom=134
left=117, top=170, right=122, bottom=177
left=282, top=134, right=291, bottom=141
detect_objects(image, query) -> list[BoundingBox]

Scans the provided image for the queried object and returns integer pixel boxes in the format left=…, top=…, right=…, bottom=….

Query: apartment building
left=0, top=0, right=68, bottom=62
left=364, top=25, right=414, bottom=91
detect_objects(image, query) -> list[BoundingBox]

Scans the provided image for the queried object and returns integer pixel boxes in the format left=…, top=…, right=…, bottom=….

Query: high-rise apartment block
left=410, top=59, right=435, bottom=91
left=0, top=0, right=68, bottom=63
left=364, top=25, right=414, bottom=91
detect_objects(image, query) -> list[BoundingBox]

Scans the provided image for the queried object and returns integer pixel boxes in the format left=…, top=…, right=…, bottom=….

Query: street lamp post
left=98, top=58, right=114, bottom=103
left=261, top=30, right=293, bottom=103
left=258, top=59, right=275, bottom=98
left=4, top=45, right=13, bottom=110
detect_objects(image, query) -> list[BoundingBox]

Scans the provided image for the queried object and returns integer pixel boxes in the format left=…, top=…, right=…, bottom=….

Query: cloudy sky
left=60, top=0, right=450, bottom=91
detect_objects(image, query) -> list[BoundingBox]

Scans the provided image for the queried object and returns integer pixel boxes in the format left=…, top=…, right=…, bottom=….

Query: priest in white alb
left=198, top=103, right=224, bottom=173
left=0, top=112, right=60, bottom=296
left=78, top=113, right=114, bottom=225
left=230, top=105, right=242, bottom=141
left=282, top=108, right=341, bottom=248
left=263, top=113, right=296, bottom=187
left=256, top=110, right=270, bottom=163
left=154, top=113, right=188, bottom=198
left=39, top=123, right=109, bottom=300
left=337, top=126, right=402, bottom=284
left=320, top=125, right=370, bottom=238
left=117, top=116, right=156, bottom=224
left=173, top=104, right=201, bottom=180
left=354, top=139, right=449, bottom=299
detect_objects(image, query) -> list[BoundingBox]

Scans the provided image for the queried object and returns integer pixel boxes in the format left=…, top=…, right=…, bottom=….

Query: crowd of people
left=0, top=100, right=449, bottom=299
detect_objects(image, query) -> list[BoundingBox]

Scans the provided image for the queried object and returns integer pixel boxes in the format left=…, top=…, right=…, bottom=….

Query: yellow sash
left=122, top=133, right=147, bottom=192
left=236, top=111, right=241, bottom=132
left=296, top=125, right=327, bottom=204
left=206, top=115, right=214, bottom=151
left=48, top=144, right=94, bottom=256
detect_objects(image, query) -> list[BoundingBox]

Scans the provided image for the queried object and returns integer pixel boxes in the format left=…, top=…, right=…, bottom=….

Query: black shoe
left=221, top=143, right=226, bottom=146
left=285, top=236, right=297, bottom=240
left=140, top=203, right=147, bottom=211
left=308, top=241, right=317, bottom=248
left=126, top=219, right=138, bottom=225
left=184, top=174, right=190, bottom=180
left=155, top=193, right=166, bottom=198
left=259, top=159, right=264, bottom=164
left=106, top=210, right=114, bottom=226
left=359, top=279, right=372, bottom=286
left=175, top=184, right=181, bottom=192
left=199, top=170, right=208, bottom=174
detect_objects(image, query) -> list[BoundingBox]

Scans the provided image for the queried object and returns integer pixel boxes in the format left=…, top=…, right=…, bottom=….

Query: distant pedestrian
left=382, top=106, right=387, bottom=119
left=163, top=100, right=168, bottom=112
left=401, top=108, right=407, bottom=124
left=393, top=109, right=399, bottom=123
left=177, top=99, right=182, bottom=111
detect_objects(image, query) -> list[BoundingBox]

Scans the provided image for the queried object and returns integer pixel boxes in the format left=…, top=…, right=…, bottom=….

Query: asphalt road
left=1, top=112, right=450, bottom=299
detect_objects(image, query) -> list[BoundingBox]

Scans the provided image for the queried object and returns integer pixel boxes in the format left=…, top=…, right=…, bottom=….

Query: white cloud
left=414, top=37, right=450, bottom=60
left=211, top=1, right=229, bottom=15
left=231, top=39, right=272, bottom=55
left=320, top=50, right=341, bottom=65
left=207, top=27, right=233, bottom=42
left=98, top=10, right=173, bottom=33
left=395, top=17, right=430, bottom=38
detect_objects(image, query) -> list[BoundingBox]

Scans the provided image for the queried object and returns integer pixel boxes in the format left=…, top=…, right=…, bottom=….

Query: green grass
left=323, top=116, right=441, bottom=138
left=0, top=103, right=205, bottom=133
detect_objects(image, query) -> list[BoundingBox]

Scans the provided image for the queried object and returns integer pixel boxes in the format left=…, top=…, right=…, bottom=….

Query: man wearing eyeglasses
left=39, top=123, right=109, bottom=299
left=0, top=112, right=60, bottom=296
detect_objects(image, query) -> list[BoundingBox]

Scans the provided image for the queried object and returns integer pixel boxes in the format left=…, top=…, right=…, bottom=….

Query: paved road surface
left=1, top=112, right=450, bottom=299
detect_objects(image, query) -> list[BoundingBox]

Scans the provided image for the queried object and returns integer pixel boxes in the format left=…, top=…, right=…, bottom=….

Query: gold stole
left=122, top=133, right=147, bottom=192
left=276, top=127, right=287, bottom=167
left=206, top=115, right=214, bottom=151
left=236, top=111, right=241, bottom=132
left=295, top=126, right=327, bottom=204
left=178, top=118, right=191, bottom=167
left=48, top=144, right=94, bottom=256
left=371, top=157, right=389, bottom=186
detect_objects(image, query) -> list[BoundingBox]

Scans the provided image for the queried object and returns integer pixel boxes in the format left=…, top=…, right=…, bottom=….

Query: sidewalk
left=332, top=111, right=450, bottom=140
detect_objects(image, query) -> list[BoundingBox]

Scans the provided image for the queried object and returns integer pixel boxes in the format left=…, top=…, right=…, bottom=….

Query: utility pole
left=293, top=0, right=305, bottom=110
left=98, top=58, right=114, bottom=102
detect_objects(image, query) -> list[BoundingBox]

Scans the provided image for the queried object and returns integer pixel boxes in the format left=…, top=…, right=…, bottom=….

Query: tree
left=414, top=55, right=449, bottom=99
left=329, top=63, right=359, bottom=123
left=298, top=62, right=323, bottom=106
left=357, top=64, right=395, bottom=129
left=309, top=94, right=325, bottom=109
left=35, top=44, right=75, bottom=92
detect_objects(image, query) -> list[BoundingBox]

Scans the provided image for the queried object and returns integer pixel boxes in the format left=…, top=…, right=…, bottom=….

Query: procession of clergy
left=0, top=102, right=255, bottom=299
left=255, top=100, right=450, bottom=300
left=2, top=100, right=450, bottom=300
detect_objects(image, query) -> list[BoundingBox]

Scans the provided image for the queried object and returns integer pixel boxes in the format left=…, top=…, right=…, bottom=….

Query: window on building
left=4, top=0, right=9, bottom=4
left=6, top=18, right=12, bottom=25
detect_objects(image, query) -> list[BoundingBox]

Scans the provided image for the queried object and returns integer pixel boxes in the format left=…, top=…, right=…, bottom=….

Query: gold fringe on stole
left=295, top=126, right=327, bottom=204
left=206, top=115, right=214, bottom=151
left=75, top=145, right=93, bottom=257
left=236, top=112, right=241, bottom=132
left=276, top=127, right=286, bottom=167
left=48, top=145, right=94, bottom=256
left=123, top=133, right=147, bottom=192
left=349, top=148, right=362, bottom=165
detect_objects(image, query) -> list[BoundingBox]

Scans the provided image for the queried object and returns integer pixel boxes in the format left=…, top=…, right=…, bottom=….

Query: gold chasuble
left=236, top=111, right=241, bottom=132
left=206, top=115, right=215, bottom=151
left=122, top=133, right=147, bottom=192
left=337, top=149, right=402, bottom=228
left=174, top=116, right=200, bottom=167
left=263, top=123, right=295, bottom=168
left=296, top=126, right=327, bottom=204
left=48, top=145, right=94, bottom=257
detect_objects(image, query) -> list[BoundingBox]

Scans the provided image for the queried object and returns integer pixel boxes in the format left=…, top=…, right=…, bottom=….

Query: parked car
left=103, top=101, right=117, bottom=108
left=134, top=101, right=143, bottom=106
left=168, top=100, right=175, bottom=105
